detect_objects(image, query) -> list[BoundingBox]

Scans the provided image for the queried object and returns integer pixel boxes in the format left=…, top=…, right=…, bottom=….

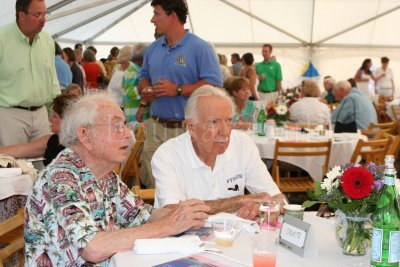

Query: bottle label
left=389, top=231, right=400, bottom=263
left=371, top=228, right=383, bottom=262
left=385, top=176, right=396, bottom=186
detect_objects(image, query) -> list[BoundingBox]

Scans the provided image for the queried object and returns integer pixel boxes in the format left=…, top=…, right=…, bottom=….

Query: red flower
left=267, top=107, right=275, bottom=115
left=341, top=167, right=374, bottom=199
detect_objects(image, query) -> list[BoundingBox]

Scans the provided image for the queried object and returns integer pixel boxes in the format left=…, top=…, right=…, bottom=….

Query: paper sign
left=278, top=214, right=318, bottom=257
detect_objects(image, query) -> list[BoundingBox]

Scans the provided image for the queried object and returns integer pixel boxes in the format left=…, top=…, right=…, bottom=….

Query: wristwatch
left=177, top=85, right=182, bottom=96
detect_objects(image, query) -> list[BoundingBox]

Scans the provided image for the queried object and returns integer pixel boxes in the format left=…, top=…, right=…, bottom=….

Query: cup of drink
left=252, top=233, right=277, bottom=267
left=284, top=204, right=305, bottom=220
left=211, top=220, right=239, bottom=247
left=259, top=201, right=280, bottom=230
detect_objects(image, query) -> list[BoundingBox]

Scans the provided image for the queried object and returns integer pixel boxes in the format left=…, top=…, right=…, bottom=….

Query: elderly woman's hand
left=162, top=199, right=210, bottom=235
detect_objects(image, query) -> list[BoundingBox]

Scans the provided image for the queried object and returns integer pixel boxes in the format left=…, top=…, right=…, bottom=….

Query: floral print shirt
left=25, top=148, right=153, bottom=267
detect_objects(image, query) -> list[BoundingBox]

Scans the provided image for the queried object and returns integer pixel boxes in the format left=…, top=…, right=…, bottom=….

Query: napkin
left=0, top=154, right=17, bottom=168
left=333, top=133, right=361, bottom=141
left=16, top=160, right=37, bottom=176
left=206, top=212, right=260, bottom=233
left=0, top=167, right=22, bottom=177
left=134, top=236, right=204, bottom=255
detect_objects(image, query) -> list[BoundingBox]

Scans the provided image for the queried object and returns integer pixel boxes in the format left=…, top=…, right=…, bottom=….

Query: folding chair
left=271, top=140, right=332, bottom=193
left=0, top=209, right=24, bottom=267
left=350, top=138, right=390, bottom=166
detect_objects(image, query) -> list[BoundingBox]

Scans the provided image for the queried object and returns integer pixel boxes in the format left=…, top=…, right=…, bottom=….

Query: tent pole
left=47, top=0, right=76, bottom=14
left=52, top=0, right=141, bottom=39
left=314, top=4, right=400, bottom=46
left=86, top=0, right=150, bottom=43
left=217, top=0, right=309, bottom=46
left=48, top=0, right=120, bottom=21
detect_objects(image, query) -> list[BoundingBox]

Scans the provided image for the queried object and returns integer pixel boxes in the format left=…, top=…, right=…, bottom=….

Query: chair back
left=350, top=138, right=390, bottom=166
left=391, top=105, right=400, bottom=134
left=131, top=186, right=155, bottom=202
left=0, top=209, right=24, bottom=267
left=121, top=124, right=145, bottom=187
left=271, top=140, right=332, bottom=192
left=375, top=131, right=400, bottom=158
left=368, top=121, right=397, bottom=134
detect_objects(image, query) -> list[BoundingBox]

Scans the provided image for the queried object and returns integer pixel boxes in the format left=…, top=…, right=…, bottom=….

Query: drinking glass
left=211, top=220, right=240, bottom=247
left=252, top=233, right=277, bottom=267
left=259, top=201, right=280, bottom=230
left=284, top=204, right=305, bottom=220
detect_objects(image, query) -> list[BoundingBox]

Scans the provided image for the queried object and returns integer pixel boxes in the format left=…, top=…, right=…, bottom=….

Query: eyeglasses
left=23, top=10, right=50, bottom=19
left=91, top=121, right=128, bottom=133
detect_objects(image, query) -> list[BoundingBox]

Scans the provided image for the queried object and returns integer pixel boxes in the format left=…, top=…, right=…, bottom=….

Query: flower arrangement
left=303, top=162, right=385, bottom=256
left=266, top=104, right=290, bottom=127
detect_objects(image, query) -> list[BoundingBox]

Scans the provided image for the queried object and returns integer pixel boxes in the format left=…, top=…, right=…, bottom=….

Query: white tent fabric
left=1, top=0, right=400, bottom=94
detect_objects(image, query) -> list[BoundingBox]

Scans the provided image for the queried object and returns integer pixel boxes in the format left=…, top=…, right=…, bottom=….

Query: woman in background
left=354, top=58, right=375, bottom=97
left=289, top=80, right=330, bottom=125
left=226, top=77, right=256, bottom=130
left=0, top=94, right=78, bottom=166
left=240, top=53, right=259, bottom=100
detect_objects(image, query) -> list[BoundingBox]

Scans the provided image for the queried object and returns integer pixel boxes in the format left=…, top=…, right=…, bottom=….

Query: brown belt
left=12, top=105, right=43, bottom=111
left=151, top=115, right=184, bottom=129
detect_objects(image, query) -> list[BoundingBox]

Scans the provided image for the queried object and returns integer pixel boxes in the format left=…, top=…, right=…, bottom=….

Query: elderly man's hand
left=163, top=199, right=210, bottom=235
left=236, top=201, right=259, bottom=220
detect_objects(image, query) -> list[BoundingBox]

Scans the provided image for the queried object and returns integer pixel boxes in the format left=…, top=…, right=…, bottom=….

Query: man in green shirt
left=255, top=44, right=282, bottom=103
left=0, top=0, right=60, bottom=147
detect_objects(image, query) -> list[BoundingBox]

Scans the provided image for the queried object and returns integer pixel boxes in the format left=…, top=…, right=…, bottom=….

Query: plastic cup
left=211, top=220, right=239, bottom=247
left=284, top=204, right=305, bottom=220
left=252, top=233, right=277, bottom=267
left=259, top=202, right=280, bottom=230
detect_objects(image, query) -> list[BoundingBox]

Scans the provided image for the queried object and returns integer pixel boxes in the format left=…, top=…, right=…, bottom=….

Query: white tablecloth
left=108, top=212, right=370, bottom=267
left=245, top=130, right=366, bottom=181
left=0, top=173, right=35, bottom=200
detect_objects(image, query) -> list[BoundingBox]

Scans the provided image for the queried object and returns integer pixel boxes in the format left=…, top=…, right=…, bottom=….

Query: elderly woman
left=226, top=77, right=256, bottom=130
left=289, top=80, right=330, bottom=125
left=24, top=94, right=209, bottom=266
left=108, top=46, right=133, bottom=107
left=0, top=94, right=77, bottom=166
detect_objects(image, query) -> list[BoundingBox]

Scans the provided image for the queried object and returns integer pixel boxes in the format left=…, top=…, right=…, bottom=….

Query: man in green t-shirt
left=255, top=44, right=282, bottom=103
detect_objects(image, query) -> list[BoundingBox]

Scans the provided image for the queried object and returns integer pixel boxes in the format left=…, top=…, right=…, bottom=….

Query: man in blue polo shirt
left=256, top=44, right=282, bottom=103
left=138, top=0, right=222, bottom=188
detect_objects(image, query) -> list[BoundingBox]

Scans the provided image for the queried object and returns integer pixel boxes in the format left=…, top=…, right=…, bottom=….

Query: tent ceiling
left=1, top=0, right=399, bottom=48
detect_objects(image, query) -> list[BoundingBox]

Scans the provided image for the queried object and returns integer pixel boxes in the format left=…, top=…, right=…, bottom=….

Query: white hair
left=335, top=81, right=352, bottom=92
left=324, top=77, right=336, bottom=85
left=116, top=46, right=132, bottom=64
left=59, top=92, right=115, bottom=146
left=184, top=85, right=235, bottom=123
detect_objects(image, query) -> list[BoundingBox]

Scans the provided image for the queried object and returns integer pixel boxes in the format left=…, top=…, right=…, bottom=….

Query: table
left=108, top=212, right=370, bottom=267
left=0, top=173, right=35, bottom=221
left=244, top=130, right=366, bottom=181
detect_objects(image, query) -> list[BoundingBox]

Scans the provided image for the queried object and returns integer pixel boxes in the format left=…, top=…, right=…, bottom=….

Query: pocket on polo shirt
left=225, top=173, right=245, bottom=197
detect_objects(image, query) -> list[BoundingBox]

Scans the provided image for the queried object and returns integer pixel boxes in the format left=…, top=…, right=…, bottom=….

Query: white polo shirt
left=152, top=130, right=281, bottom=208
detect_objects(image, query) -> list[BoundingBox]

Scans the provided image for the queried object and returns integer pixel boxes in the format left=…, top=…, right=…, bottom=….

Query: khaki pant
left=139, top=118, right=185, bottom=189
left=0, top=106, right=49, bottom=146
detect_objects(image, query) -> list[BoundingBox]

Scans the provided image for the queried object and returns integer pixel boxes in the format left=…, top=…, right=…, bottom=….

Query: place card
left=278, top=214, right=318, bottom=257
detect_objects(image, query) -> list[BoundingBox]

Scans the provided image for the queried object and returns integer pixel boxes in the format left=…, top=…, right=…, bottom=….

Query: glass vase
left=334, top=210, right=372, bottom=256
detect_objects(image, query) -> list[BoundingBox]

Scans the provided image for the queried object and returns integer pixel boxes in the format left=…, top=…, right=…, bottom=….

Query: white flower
left=275, top=105, right=288, bottom=115
left=321, top=166, right=342, bottom=193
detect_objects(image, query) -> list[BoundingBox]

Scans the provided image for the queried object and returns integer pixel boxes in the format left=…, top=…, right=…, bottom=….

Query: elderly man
left=138, top=0, right=222, bottom=189
left=322, top=76, right=337, bottom=104
left=332, top=80, right=377, bottom=131
left=24, top=94, right=209, bottom=266
left=152, top=85, right=285, bottom=219
left=0, top=0, right=60, bottom=147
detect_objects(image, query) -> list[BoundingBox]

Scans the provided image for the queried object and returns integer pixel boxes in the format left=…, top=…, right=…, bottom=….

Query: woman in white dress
left=289, top=80, right=331, bottom=125
left=354, top=58, right=375, bottom=97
